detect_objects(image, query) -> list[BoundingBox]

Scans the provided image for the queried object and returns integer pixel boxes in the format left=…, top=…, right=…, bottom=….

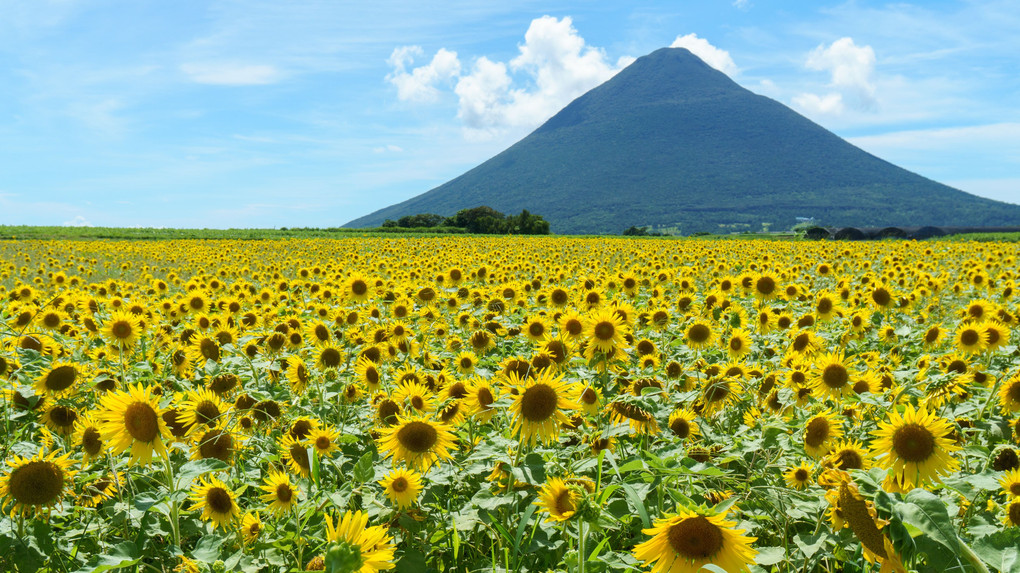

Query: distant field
left=0, top=225, right=466, bottom=240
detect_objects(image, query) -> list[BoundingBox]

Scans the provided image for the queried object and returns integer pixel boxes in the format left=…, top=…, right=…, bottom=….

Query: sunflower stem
left=162, top=455, right=181, bottom=551
left=576, top=520, right=587, bottom=573
left=958, top=538, right=991, bottom=573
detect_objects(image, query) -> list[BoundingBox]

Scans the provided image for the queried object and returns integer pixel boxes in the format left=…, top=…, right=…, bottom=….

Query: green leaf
left=176, top=458, right=229, bottom=488
left=895, top=489, right=959, bottom=554
left=192, top=534, right=226, bottom=561
left=754, top=546, right=786, bottom=566
left=972, top=529, right=1020, bottom=572
left=621, top=483, right=651, bottom=529
left=793, top=531, right=829, bottom=560
left=395, top=548, right=426, bottom=573
left=72, top=541, right=141, bottom=573
left=352, top=451, right=375, bottom=483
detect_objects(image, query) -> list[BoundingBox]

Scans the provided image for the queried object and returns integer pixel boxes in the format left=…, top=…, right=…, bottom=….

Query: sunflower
left=97, top=383, right=170, bottom=465
left=188, top=334, right=223, bottom=366
left=346, top=274, right=373, bottom=303
left=534, top=477, right=579, bottom=523
left=241, top=512, right=263, bottom=545
left=668, top=408, right=700, bottom=441
left=954, top=323, right=986, bottom=354
left=753, top=273, right=780, bottom=300
left=982, top=321, right=1010, bottom=352
left=316, top=344, right=344, bottom=371
left=811, top=352, right=855, bottom=402
left=102, top=311, right=143, bottom=349
left=724, top=328, right=753, bottom=361
left=522, top=316, right=550, bottom=343
left=998, top=376, right=1020, bottom=413
left=608, top=400, right=659, bottom=435
left=871, top=405, right=960, bottom=492
left=464, top=378, right=499, bottom=423
left=826, top=439, right=872, bottom=472
left=558, top=310, right=585, bottom=341
left=74, top=414, right=106, bottom=463
left=785, top=462, right=813, bottom=490
left=454, top=351, right=478, bottom=375
left=999, top=468, right=1020, bottom=499
left=280, top=434, right=313, bottom=477
left=393, top=381, right=435, bottom=414
left=838, top=479, right=906, bottom=571
left=377, top=415, right=456, bottom=471
left=1004, top=499, right=1020, bottom=527
left=41, top=403, right=79, bottom=436
left=176, top=388, right=228, bottom=434
left=698, top=377, right=736, bottom=417
left=309, top=426, right=341, bottom=457
left=354, top=356, right=383, bottom=393
left=803, top=410, right=844, bottom=458
left=79, top=471, right=125, bottom=508
left=34, top=361, right=82, bottom=398
left=190, top=427, right=237, bottom=464
left=632, top=507, right=757, bottom=573
left=286, top=357, right=311, bottom=395
left=323, top=510, right=396, bottom=573
left=189, top=476, right=239, bottom=531
left=684, top=319, right=715, bottom=350
left=509, top=369, right=578, bottom=446
left=584, top=308, right=628, bottom=355
left=260, top=470, right=300, bottom=515
left=0, top=449, right=75, bottom=517
left=378, top=467, right=423, bottom=509
left=578, top=385, right=602, bottom=415
left=814, top=292, right=841, bottom=322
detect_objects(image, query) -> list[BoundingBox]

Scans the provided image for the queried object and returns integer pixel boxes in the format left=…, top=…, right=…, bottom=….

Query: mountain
left=345, top=47, right=1020, bottom=234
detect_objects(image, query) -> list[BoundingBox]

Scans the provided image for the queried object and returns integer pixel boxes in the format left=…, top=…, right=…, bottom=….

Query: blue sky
left=1, top=0, right=1018, bottom=228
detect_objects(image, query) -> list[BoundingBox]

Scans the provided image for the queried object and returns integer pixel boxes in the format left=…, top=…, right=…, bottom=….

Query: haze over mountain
left=345, top=47, right=1020, bottom=234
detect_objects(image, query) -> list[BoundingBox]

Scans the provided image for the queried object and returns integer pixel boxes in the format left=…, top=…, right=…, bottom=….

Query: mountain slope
left=346, top=47, right=1020, bottom=234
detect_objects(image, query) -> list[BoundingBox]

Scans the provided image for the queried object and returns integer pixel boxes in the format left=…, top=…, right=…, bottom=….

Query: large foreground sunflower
left=96, top=383, right=171, bottom=465
left=0, top=449, right=75, bottom=517
left=509, top=369, right=578, bottom=446
left=871, top=405, right=960, bottom=491
left=376, top=415, right=456, bottom=471
left=323, top=510, right=396, bottom=573
left=632, top=507, right=757, bottom=573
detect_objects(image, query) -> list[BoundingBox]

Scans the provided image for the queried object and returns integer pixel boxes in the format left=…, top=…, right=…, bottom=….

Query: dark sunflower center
left=804, top=417, right=831, bottom=448
left=960, top=329, right=980, bottom=347
left=925, top=328, right=940, bottom=343
left=111, top=321, right=133, bottom=339
left=351, top=280, right=368, bottom=295
left=276, top=483, right=293, bottom=503
left=45, top=365, right=77, bottom=392
left=687, top=324, right=710, bottom=344
left=729, top=338, right=743, bottom=352
left=313, top=348, right=339, bottom=369
left=49, top=405, right=77, bottom=428
left=195, top=400, right=220, bottom=425
left=611, top=401, right=652, bottom=422
left=670, top=418, right=690, bottom=439
left=817, top=298, right=832, bottom=314
left=198, top=430, right=233, bottom=462
left=822, top=364, right=849, bottom=389
left=82, top=427, right=103, bottom=455
left=206, top=487, right=233, bottom=514
left=200, top=339, right=220, bottom=361
left=477, top=388, right=494, bottom=408
left=836, top=449, right=864, bottom=470
left=124, top=401, right=159, bottom=442
left=289, top=444, right=310, bottom=470
left=290, top=420, right=314, bottom=440
left=580, top=387, right=597, bottom=405
left=1010, top=502, right=1020, bottom=525
left=316, top=435, right=331, bottom=450
left=794, top=468, right=809, bottom=482
left=410, top=395, right=425, bottom=410
left=8, top=461, right=64, bottom=506
left=1007, top=382, right=1020, bottom=403
left=529, top=322, right=545, bottom=337
left=520, top=384, right=559, bottom=422
left=554, top=489, right=575, bottom=516
left=872, top=288, right=891, bottom=307
left=892, top=423, right=936, bottom=463
left=592, top=321, right=615, bottom=341
left=396, top=421, right=439, bottom=453
left=551, top=289, right=568, bottom=305
left=391, top=477, right=408, bottom=493
left=756, top=276, right=776, bottom=295
left=666, top=516, right=724, bottom=560
left=378, top=400, right=400, bottom=425
left=637, top=340, right=655, bottom=355
left=704, top=380, right=730, bottom=403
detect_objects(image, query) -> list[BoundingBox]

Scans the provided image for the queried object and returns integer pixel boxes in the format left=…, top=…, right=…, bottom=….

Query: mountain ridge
left=345, top=47, right=1020, bottom=234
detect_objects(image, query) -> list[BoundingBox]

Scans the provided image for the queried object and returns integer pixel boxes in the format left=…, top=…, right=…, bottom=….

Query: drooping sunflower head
left=0, top=449, right=75, bottom=517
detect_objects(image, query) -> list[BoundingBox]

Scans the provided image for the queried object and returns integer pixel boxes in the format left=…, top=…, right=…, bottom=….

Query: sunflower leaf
left=352, top=451, right=375, bottom=483
left=754, top=546, right=786, bottom=566
left=895, top=489, right=960, bottom=554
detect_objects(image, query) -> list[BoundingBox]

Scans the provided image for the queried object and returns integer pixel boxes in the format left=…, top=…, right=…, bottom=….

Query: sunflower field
left=2, top=236, right=1020, bottom=573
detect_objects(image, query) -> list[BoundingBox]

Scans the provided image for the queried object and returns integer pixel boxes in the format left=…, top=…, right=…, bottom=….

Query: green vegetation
left=382, top=206, right=550, bottom=235
left=0, top=225, right=467, bottom=241
left=345, top=47, right=1020, bottom=235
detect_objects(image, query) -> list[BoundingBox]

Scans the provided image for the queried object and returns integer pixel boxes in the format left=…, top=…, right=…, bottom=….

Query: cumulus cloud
left=387, top=16, right=630, bottom=138
left=62, top=215, right=92, bottom=227
left=181, top=63, right=282, bottom=86
left=794, top=37, right=877, bottom=115
left=387, top=46, right=461, bottom=102
left=669, top=33, right=738, bottom=76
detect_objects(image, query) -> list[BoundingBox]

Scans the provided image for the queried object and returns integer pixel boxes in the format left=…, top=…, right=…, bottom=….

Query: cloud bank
left=793, top=37, right=877, bottom=115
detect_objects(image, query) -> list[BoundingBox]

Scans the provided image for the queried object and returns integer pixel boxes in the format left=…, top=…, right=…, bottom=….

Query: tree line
left=382, top=206, right=550, bottom=235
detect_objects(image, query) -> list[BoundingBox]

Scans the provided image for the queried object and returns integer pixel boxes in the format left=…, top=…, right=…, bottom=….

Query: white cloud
left=669, top=33, right=738, bottom=76
left=62, top=215, right=92, bottom=227
left=387, top=16, right=628, bottom=139
left=733, top=0, right=751, bottom=9
left=180, top=63, right=282, bottom=86
left=373, top=144, right=405, bottom=153
left=792, top=92, right=844, bottom=115
left=794, top=37, right=876, bottom=115
left=387, top=46, right=461, bottom=102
